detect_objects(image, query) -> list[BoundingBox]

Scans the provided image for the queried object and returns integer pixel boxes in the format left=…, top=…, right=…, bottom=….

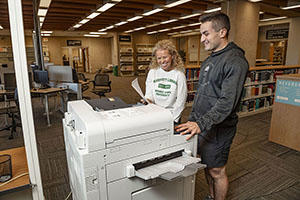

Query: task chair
left=90, top=73, right=111, bottom=98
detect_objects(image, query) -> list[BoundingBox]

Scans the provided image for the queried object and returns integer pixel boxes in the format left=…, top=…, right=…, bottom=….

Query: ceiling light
left=38, top=8, right=48, bottom=16
left=165, top=0, right=191, bottom=8
left=146, top=23, right=160, bottom=28
left=259, top=11, right=264, bottom=14
left=127, top=16, right=143, bottom=22
left=84, top=34, right=100, bottom=37
left=0, top=25, right=3, bottom=29
left=158, top=28, right=171, bottom=32
left=180, top=13, right=201, bottom=20
left=147, top=31, right=158, bottom=35
left=125, top=30, right=134, bottom=33
left=79, top=19, right=89, bottom=24
left=97, top=3, right=115, bottom=12
left=259, top=16, right=287, bottom=22
left=134, top=27, right=146, bottom=31
left=172, top=25, right=186, bottom=29
left=89, top=32, right=107, bottom=35
left=161, top=19, right=178, bottom=24
left=41, top=33, right=51, bottom=37
left=39, top=17, right=45, bottom=22
left=188, top=22, right=201, bottom=26
left=180, top=30, right=192, bottom=33
left=73, top=24, right=82, bottom=28
left=106, top=25, right=114, bottom=29
left=281, top=4, right=300, bottom=10
left=204, top=7, right=221, bottom=13
left=115, top=21, right=128, bottom=26
left=143, top=8, right=163, bottom=16
left=41, top=31, right=53, bottom=34
left=111, top=0, right=122, bottom=2
left=87, top=12, right=100, bottom=19
left=168, top=32, right=179, bottom=36
left=40, top=23, right=43, bottom=27
left=248, top=0, right=262, bottom=2
left=39, top=0, right=52, bottom=8
left=98, top=28, right=107, bottom=32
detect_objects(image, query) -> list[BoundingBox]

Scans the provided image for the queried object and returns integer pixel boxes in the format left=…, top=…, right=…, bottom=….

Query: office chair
left=0, top=91, right=21, bottom=139
left=90, top=73, right=111, bottom=98
left=77, top=73, right=89, bottom=92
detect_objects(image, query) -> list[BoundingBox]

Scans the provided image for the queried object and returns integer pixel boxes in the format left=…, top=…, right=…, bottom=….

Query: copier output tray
left=135, top=155, right=206, bottom=181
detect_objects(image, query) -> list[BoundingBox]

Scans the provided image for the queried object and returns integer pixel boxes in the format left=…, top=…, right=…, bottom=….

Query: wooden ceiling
left=0, top=0, right=300, bottom=35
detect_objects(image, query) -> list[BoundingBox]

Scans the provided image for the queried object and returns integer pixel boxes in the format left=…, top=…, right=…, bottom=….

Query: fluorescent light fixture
left=38, top=8, right=48, bottom=16
left=41, top=33, right=51, bottom=36
left=39, top=17, right=45, bottom=22
left=0, top=25, right=3, bottom=29
left=161, top=19, right=178, bottom=24
left=134, top=27, right=146, bottom=31
left=146, top=23, right=159, bottom=28
left=79, top=19, right=90, bottom=24
left=40, top=23, right=43, bottom=27
left=111, top=0, right=122, bottom=2
left=259, top=11, right=264, bottom=14
left=249, top=0, right=262, bottom=2
left=172, top=25, right=186, bottom=29
left=106, top=25, right=114, bottom=29
left=188, top=22, right=201, bottom=26
left=180, top=30, right=192, bottom=33
left=89, top=32, right=107, bottom=35
left=281, top=4, right=300, bottom=10
left=180, top=13, right=201, bottom=20
left=204, top=7, right=221, bottom=13
left=143, top=8, right=163, bottom=16
left=147, top=31, right=158, bottom=35
left=41, top=31, right=53, bottom=34
left=115, top=21, right=128, bottom=26
left=158, top=28, right=171, bottom=32
left=73, top=24, right=82, bottom=28
left=84, top=34, right=100, bottom=37
left=165, top=0, right=191, bottom=8
left=98, top=28, right=107, bottom=32
left=87, top=12, right=100, bottom=19
left=39, top=0, right=52, bottom=7
left=168, top=32, right=179, bottom=35
left=259, top=16, right=287, bottom=22
left=125, top=30, right=134, bottom=33
left=97, top=3, right=115, bottom=12
left=127, top=16, right=143, bottom=22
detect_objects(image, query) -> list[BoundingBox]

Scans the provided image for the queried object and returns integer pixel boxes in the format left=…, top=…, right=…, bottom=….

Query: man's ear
left=219, top=28, right=227, bottom=38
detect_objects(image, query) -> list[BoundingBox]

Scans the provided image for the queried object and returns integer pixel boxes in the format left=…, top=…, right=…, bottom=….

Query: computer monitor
left=34, top=70, right=49, bottom=87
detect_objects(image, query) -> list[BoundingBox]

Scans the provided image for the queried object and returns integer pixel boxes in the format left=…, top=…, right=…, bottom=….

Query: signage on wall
left=266, top=29, right=289, bottom=40
left=67, top=40, right=82, bottom=46
left=119, top=35, right=131, bottom=42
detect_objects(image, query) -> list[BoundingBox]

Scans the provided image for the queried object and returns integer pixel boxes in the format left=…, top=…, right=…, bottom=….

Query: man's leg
left=204, top=168, right=215, bottom=198
left=208, top=166, right=228, bottom=200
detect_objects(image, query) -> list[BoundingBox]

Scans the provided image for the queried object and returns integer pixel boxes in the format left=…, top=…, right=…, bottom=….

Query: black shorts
left=197, top=126, right=236, bottom=168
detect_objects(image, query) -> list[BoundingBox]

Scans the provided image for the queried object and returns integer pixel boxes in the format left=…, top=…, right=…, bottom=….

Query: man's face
left=200, top=21, right=222, bottom=52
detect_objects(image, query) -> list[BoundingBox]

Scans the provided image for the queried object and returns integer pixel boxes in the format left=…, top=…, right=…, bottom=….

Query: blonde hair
left=150, top=40, right=185, bottom=72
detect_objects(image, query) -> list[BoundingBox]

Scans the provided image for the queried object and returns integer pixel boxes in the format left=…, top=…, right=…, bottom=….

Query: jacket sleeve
left=145, top=69, right=154, bottom=102
left=195, top=58, right=248, bottom=132
left=172, top=72, right=187, bottom=122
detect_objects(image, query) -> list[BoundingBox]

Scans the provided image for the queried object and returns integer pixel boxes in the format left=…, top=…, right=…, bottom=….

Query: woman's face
left=156, top=49, right=173, bottom=71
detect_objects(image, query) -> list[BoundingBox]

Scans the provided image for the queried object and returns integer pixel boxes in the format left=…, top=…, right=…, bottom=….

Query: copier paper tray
left=135, top=155, right=205, bottom=181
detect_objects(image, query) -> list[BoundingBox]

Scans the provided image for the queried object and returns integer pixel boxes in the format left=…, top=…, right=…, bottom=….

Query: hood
left=211, top=42, right=245, bottom=57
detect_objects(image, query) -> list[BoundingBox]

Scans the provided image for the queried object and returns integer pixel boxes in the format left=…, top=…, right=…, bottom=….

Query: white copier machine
left=63, top=98, right=205, bottom=200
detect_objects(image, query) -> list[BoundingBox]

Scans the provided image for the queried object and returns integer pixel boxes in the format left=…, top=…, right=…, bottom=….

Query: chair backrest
left=77, top=73, right=86, bottom=81
left=94, top=73, right=110, bottom=86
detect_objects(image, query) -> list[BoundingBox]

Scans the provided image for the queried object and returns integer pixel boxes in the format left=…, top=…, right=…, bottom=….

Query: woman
left=144, top=39, right=187, bottom=123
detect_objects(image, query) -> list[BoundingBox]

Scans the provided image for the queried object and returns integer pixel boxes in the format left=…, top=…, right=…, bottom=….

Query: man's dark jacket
left=189, top=42, right=249, bottom=138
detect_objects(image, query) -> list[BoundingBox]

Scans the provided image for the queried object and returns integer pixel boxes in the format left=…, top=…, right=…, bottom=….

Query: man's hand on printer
left=140, top=98, right=153, bottom=105
left=175, top=121, right=201, bottom=140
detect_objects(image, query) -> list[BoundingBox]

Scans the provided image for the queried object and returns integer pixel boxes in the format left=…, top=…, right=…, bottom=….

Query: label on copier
left=135, top=155, right=204, bottom=181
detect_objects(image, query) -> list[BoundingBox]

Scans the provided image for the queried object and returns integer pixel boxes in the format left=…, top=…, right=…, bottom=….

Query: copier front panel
left=63, top=99, right=205, bottom=200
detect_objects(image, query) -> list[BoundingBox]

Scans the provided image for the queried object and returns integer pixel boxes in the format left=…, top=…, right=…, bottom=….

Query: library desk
left=0, top=147, right=32, bottom=199
left=31, top=87, right=67, bottom=127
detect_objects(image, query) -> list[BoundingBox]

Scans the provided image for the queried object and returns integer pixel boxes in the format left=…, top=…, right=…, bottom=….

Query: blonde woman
left=144, top=40, right=187, bottom=123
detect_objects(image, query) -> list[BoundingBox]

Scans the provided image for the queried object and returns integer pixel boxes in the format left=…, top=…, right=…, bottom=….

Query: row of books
left=187, top=82, right=198, bottom=92
left=239, top=96, right=274, bottom=113
left=186, top=68, right=200, bottom=80
left=187, top=92, right=196, bottom=103
left=242, top=84, right=274, bottom=99
left=245, top=69, right=298, bottom=83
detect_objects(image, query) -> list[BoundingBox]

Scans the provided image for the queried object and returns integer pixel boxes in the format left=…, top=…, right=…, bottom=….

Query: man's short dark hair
left=199, top=12, right=230, bottom=37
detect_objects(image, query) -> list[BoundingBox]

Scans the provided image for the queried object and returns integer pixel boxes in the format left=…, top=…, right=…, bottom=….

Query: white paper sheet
left=131, top=78, right=150, bottom=103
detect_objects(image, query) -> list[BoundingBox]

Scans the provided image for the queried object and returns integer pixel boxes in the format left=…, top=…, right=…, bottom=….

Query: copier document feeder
left=63, top=99, right=206, bottom=200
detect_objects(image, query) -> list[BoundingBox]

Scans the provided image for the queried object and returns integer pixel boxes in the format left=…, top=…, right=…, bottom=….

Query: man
left=176, top=13, right=249, bottom=200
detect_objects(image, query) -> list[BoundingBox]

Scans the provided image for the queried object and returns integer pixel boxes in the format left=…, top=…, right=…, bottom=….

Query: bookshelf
left=119, top=43, right=134, bottom=76
left=136, top=44, right=154, bottom=75
left=0, top=47, right=35, bottom=64
left=185, top=65, right=200, bottom=107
